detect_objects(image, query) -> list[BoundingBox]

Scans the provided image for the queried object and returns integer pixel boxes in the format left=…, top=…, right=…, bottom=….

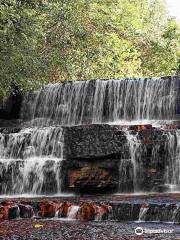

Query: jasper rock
left=95, top=204, right=112, bottom=221
left=73, top=167, right=117, bottom=192
left=63, top=159, right=119, bottom=193
left=19, top=204, right=35, bottom=218
left=77, top=203, right=96, bottom=221
left=0, top=201, right=20, bottom=220
left=0, top=205, right=9, bottom=220
left=38, top=201, right=60, bottom=218
left=58, top=202, right=72, bottom=218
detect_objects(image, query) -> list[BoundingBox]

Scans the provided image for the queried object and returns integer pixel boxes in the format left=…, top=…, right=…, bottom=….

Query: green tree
left=0, top=0, right=45, bottom=97
left=0, top=0, right=179, bottom=97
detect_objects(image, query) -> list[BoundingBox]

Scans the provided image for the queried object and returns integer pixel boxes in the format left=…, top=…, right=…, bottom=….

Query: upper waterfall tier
left=21, top=76, right=179, bottom=126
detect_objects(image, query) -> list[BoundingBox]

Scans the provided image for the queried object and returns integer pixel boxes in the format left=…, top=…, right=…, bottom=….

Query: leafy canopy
left=0, top=0, right=179, bottom=96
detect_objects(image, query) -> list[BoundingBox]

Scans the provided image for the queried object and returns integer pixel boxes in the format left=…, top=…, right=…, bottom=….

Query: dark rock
left=63, top=125, right=127, bottom=159
left=19, top=204, right=34, bottom=218
left=0, top=83, right=22, bottom=120
left=0, top=201, right=20, bottom=220
left=63, top=159, right=119, bottom=193
left=38, top=201, right=60, bottom=218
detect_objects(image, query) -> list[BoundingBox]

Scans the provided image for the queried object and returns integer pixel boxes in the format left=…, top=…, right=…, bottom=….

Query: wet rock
left=0, top=205, right=9, bottom=220
left=95, top=204, right=112, bottom=221
left=19, top=204, right=35, bottom=218
left=58, top=202, right=72, bottom=218
left=0, top=201, right=20, bottom=220
left=0, top=83, right=22, bottom=121
left=77, top=203, right=96, bottom=221
left=112, top=203, right=141, bottom=221
left=63, top=125, right=127, bottom=159
left=38, top=201, right=60, bottom=218
left=63, top=159, right=119, bottom=193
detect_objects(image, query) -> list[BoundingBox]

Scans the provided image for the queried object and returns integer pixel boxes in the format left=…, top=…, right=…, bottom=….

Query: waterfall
left=0, top=127, right=63, bottom=159
left=1, top=76, right=180, bottom=195
left=0, top=127, right=64, bottom=195
left=125, top=130, right=140, bottom=191
left=138, top=204, right=150, bottom=221
left=0, top=157, right=63, bottom=195
left=21, top=77, right=178, bottom=126
left=118, top=127, right=180, bottom=193
left=165, top=130, right=180, bottom=191
left=67, top=206, right=80, bottom=219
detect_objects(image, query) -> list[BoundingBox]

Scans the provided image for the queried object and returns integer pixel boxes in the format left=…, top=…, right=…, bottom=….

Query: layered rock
left=0, top=198, right=179, bottom=223
left=63, top=159, right=119, bottom=193
left=0, top=76, right=180, bottom=195
left=0, top=123, right=180, bottom=194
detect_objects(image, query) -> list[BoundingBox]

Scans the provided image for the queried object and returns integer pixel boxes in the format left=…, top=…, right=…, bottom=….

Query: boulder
left=0, top=201, right=20, bottom=220
left=38, top=201, right=60, bottom=218
left=19, top=204, right=35, bottom=218
left=58, top=202, right=72, bottom=218
left=77, top=203, right=96, bottom=220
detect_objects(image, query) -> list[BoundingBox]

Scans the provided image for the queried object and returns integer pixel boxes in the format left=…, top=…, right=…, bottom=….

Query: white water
left=21, top=77, right=178, bottom=126
left=0, top=126, right=64, bottom=195
left=1, top=77, right=180, bottom=195
left=67, top=206, right=80, bottom=219
left=138, top=205, right=150, bottom=221
left=109, top=119, right=175, bottom=127
left=118, top=126, right=180, bottom=193
left=165, top=130, right=180, bottom=190
left=0, top=126, right=63, bottom=159
left=0, top=157, right=63, bottom=195
left=125, top=131, right=140, bottom=191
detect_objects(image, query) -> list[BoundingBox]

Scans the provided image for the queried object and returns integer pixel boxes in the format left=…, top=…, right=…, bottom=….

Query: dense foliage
left=0, top=0, right=179, bottom=97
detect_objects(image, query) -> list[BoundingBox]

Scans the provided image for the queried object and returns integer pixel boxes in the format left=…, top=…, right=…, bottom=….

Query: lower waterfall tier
left=0, top=123, right=180, bottom=195
left=0, top=194, right=180, bottom=223
left=0, top=158, right=63, bottom=195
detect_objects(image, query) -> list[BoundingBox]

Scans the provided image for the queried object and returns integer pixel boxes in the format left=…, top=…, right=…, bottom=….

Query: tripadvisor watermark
left=135, top=227, right=174, bottom=236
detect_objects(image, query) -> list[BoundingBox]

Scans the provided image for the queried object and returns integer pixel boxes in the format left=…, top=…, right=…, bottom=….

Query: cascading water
left=118, top=126, right=180, bottom=193
left=165, top=130, right=180, bottom=191
left=67, top=206, right=80, bottom=220
left=1, top=76, right=180, bottom=195
left=138, top=204, right=150, bottom=221
left=0, top=127, right=64, bottom=195
left=124, top=130, right=140, bottom=191
left=21, top=77, right=178, bottom=126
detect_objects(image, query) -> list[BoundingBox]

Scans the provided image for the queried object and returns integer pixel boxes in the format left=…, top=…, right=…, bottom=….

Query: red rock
left=95, top=204, right=110, bottom=220
left=141, top=204, right=149, bottom=209
left=0, top=201, right=19, bottom=220
left=0, top=206, right=8, bottom=220
left=164, top=124, right=177, bottom=129
left=77, top=203, right=96, bottom=221
left=58, top=202, right=72, bottom=218
left=38, top=201, right=60, bottom=218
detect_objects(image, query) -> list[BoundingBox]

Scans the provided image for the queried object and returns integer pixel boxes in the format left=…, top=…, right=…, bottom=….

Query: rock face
left=1, top=77, right=180, bottom=195
left=1, top=123, right=180, bottom=194
left=63, top=125, right=127, bottom=192
left=63, top=124, right=179, bottom=193
left=63, top=125, right=127, bottom=159
left=63, top=159, right=119, bottom=193
left=0, top=83, right=22, bottom=121
left=63, top=125, right=124, bottom=192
